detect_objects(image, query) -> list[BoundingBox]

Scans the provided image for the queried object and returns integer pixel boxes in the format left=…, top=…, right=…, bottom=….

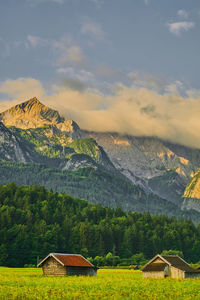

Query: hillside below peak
left=0, top=97, right=79, bottom=132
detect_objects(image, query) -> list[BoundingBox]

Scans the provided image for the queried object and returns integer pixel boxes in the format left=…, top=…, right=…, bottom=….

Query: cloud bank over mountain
left=1, top=77, right=200, bottom=149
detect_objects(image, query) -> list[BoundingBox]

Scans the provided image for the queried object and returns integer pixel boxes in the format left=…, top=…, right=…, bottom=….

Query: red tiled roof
left=53, top=253, right=93, bottom=267
left=37, top=253, right=94, bottom=268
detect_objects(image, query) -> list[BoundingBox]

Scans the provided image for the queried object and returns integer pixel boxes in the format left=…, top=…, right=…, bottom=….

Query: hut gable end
left=153, top=258, right=166, bottom=264
left=142, top=254, right=169, bottom=272
left=42, top=256, right=66, bottom=276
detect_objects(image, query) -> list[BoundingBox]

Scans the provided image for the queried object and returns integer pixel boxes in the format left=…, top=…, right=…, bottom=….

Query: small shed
left=37, top=253, right=97, bottom=276
left=142, top=254, right=200, bottom=279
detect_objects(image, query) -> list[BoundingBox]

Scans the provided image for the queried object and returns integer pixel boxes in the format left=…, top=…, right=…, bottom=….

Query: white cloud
left=128, top=71, right=170, bottom=92
left=2, top=78, right=200, bottom=149
left=54, top=45, right=85, bottom=66
left=81, top=22, right=105, bottom=40
left=177, top=9, right=188, bottom=19
left=56, top=67, right=95, bottom=82
left=45, top=85, right=200, bottom=149
left=0, top=78, right=45, bottom=103
left=27, top=35, right=85, bottom=66
left=186, top=89, right=200, bottom=98
left=167, top=21, right=195, bottom=36
left=165, top=80, right=184, bottom=94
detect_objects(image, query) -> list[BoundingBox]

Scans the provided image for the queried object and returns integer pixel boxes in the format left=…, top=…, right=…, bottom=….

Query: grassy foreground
left=1, top=268, right=200, bottom=299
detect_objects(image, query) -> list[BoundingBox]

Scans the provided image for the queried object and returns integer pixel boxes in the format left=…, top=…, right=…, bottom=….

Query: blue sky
left=0, top=0, right=200, bottom=148
left=1, top=0, right=200, bottom=90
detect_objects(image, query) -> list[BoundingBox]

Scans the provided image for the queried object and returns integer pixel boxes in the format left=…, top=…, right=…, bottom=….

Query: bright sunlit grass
left=0, top=267, right=200, bottom=299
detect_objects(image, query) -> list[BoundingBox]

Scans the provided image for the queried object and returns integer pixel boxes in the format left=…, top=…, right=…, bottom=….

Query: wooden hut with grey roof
left=142, top=254, right=200, bottom=279
left=37, top=253, right=97, bottom=276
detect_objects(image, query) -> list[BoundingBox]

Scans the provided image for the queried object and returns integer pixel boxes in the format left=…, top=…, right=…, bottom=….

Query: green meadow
left=1, top=268, right=200, bottom=299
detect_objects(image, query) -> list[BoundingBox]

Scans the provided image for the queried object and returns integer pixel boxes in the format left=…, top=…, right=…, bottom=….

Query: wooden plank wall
left=170, top=266, right=185, bottom=279
left=143, top=271, right=164, bottom=278
left=42, top=257, right=66, bottom=276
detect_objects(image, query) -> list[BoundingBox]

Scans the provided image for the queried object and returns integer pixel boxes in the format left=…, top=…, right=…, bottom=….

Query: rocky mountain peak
left=0, top=97, right=81, bottom=132
left=4, top=97, right=41, bottom=113
left=21, top=96, right=40, bottom=108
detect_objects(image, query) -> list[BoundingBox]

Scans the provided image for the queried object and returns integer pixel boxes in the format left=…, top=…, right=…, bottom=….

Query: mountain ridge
left=1, top=97, right=200, bottom=216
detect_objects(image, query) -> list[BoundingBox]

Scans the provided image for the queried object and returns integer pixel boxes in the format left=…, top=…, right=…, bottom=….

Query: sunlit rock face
left=184, top=169, right=200, bottom=200
left=0, top=97, right=81, bottom=140
left=0, top=97, right=80, bottom=134
left=57, top=120, right=80, bottom=133
left=182, top=169, right=200, bottom=212
left=0, top=97, right=64, bottom=129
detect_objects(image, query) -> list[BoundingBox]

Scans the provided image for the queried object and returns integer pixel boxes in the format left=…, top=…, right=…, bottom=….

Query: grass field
left=1, top=267, right=200, bottom=299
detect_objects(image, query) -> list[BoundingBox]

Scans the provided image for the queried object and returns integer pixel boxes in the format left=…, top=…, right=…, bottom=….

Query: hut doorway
left=164, top=265, right=170, bottom=277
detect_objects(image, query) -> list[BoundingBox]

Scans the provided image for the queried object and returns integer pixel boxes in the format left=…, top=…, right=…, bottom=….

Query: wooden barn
left=142, top=254, right=200, bottom=279
left=37, top=253, right=97, bottom=276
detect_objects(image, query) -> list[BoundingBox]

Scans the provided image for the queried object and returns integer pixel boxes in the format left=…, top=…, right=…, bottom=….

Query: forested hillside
left=1, top=161, right=199, bottom=221
left=1, top=183, right=200, bottom=267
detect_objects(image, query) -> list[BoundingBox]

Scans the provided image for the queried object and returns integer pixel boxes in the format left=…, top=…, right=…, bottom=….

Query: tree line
left=1, top=161, right=199, bottom=223
left=1, top=183, right=200, bottom=267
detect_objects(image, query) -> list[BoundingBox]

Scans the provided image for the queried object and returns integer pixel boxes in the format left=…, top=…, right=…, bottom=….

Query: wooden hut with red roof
left=142, top=254, right=200, bottom=279
left=37, top=253, right=97, bottom=276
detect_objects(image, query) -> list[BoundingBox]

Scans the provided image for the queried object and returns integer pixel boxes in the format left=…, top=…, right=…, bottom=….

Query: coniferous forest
left=1, top=183, right=200, bottom=267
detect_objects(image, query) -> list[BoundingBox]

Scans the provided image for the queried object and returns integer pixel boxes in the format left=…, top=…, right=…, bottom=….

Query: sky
left=1, top=0, right=200, bottom=148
